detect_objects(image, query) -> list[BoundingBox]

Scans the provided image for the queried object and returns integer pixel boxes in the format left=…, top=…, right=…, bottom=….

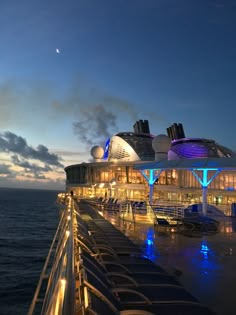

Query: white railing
left=117, top=201, right=185, bottom=224
left=152, top=204, right=185, bottom=219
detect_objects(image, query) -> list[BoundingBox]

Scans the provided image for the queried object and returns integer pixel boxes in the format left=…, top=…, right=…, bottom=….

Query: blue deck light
left=147, top=239, right=153, bottom=246
left=146, top=228, right=154, bottom=245
left=201, top=243, right=209, bottom=259
left=143, top=228, right=159, bottom=261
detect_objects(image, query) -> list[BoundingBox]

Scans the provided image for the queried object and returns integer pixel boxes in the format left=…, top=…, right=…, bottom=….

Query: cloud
left=0, top=132, right=64, bottom=167
left=11, top=154, right=53, bottom=173
left=24, top=173, right=47, bottom=180
left=0, top=163, right=12, bottom=175
left=73, top=104, right=118, bottom=147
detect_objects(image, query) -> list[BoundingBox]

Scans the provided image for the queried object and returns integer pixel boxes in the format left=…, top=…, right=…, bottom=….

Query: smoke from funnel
left=73, top=104, right=118, bottom=147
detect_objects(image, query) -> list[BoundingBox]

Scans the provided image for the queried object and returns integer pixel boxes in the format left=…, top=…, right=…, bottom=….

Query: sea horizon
left=0, top=186, right=64, bottom=192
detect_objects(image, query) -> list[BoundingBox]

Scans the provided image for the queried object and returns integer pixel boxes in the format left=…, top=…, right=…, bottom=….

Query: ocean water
left=0, top=188, right=60, bottom=315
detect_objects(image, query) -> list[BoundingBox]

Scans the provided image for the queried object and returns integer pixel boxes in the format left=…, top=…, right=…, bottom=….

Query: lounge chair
left=76, top=250, right=214, bottom=315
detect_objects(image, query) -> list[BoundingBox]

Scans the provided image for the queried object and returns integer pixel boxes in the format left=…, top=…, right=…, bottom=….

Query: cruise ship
left=65, top=120, right=236, bottom=214
left=27, top=120, right=236, bottom=314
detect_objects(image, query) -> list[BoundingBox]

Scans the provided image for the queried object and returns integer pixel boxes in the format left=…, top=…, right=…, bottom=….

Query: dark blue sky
left=1, top=0, right=236, bottom=188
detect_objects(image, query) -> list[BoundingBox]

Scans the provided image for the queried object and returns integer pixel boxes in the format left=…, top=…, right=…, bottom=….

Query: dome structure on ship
left=90, top=146, right=104, bottom=161
left=152, top=134, right=171, bottom=161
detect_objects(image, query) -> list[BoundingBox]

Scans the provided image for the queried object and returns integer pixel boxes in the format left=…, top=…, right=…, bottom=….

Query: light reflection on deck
left=100, top=209, right=236, bottom=315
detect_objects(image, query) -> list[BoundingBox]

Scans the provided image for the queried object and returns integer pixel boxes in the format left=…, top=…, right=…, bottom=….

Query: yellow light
left=60, top=279, right=66, bottom=307
left=61, top=278, right=66, bottom=287
left=66, top=230, right=70, bottom=237
left=54, top=293, right=60, bottom=315
left=226, top=227, right=232, bottom=233
left=84, top=286, right=89, bottom=308
left=54, top=279, right=67, bottom=315
left=67, top=215, right=71, bottom=221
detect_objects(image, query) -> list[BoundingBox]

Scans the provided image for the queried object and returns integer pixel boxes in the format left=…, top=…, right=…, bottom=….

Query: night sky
left=1, top=0, right=236, bottom=189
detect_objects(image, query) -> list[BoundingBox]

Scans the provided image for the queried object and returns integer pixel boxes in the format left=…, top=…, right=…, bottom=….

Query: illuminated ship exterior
left=167, top=123, right=234, bottom=160
left=65, top=120, right=236, bottom=214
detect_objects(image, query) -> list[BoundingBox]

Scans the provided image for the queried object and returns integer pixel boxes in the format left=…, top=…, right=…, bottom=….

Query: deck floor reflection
left=100, top=211, right=236, bottom=315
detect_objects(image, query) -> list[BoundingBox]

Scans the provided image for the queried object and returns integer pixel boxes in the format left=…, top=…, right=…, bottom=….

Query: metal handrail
left=153, top=205, right=185, bottom=219
left=27, top=208, right=66, bottom=315
left=28, top=196, right=77, bottom=315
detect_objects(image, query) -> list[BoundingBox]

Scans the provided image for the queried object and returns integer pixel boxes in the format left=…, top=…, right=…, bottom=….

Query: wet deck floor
left=99, top=210, right=236, bottom=315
